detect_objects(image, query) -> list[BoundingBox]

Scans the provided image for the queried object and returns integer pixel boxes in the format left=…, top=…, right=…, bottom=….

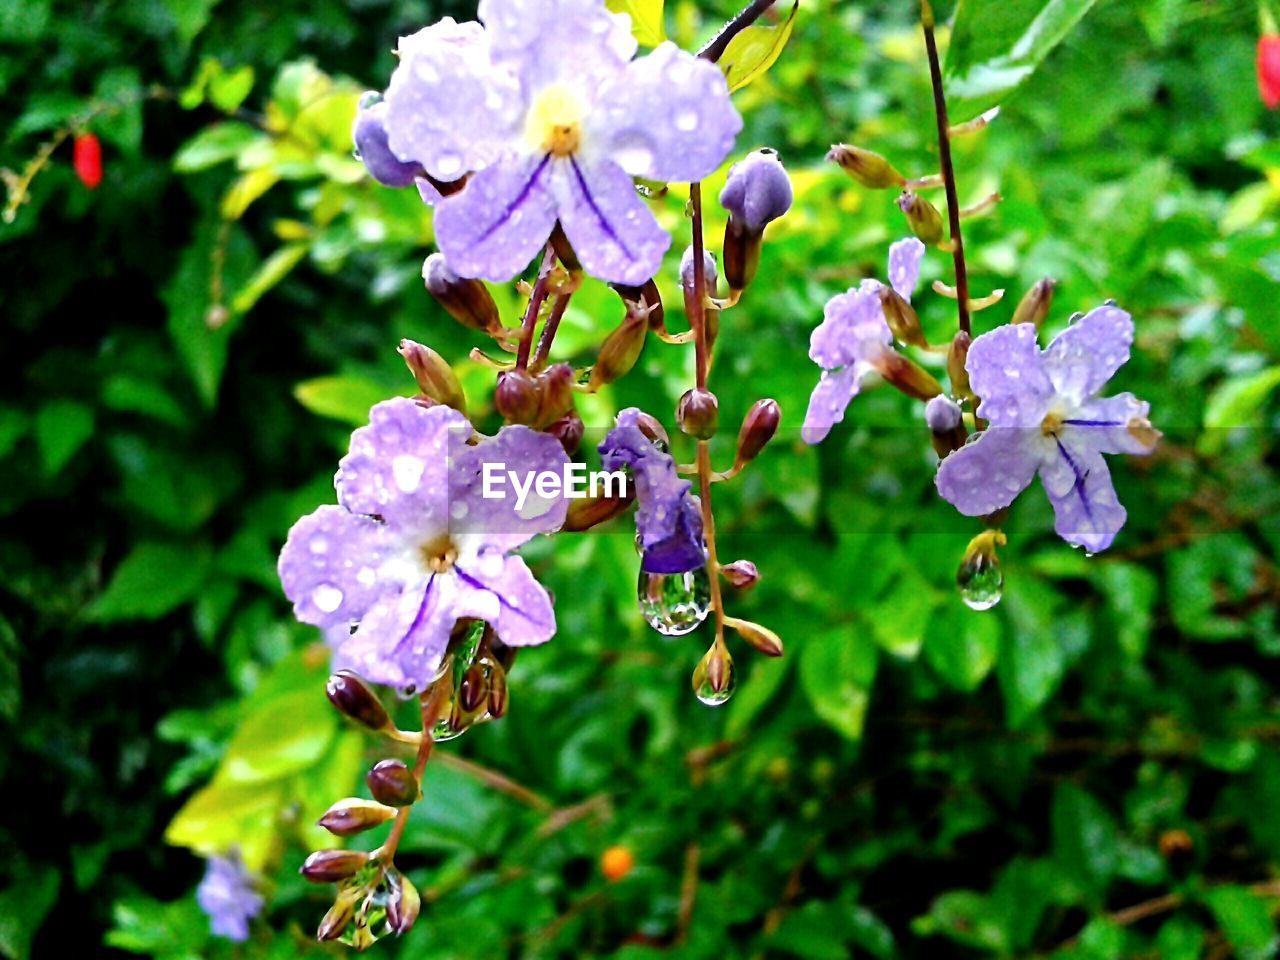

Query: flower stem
left=516, top=246, right=557, bottom=370
left=698, top=0, right=778, bottom=63
left=532, top=291, right=572, bottom=369
left=378, top=670, right=452, bottom=863
left=920, top=0, right=971, bottom=336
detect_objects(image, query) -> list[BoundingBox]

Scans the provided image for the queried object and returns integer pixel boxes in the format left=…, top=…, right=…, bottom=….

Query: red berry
left=73, top=133, right=102, bottom=189
left=1259, top=35, right=1280, bottom=110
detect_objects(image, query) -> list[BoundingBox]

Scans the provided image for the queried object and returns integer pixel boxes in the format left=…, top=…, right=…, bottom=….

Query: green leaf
left=799, top=625, right=878, bottom=739
left=997, top=576, right=1066, bottom=728
left=218, top=688, right=335, bottom=784
left=1051, top=783, right=1119, bottom=894
left=208, top=64, right=254, bottom=112
left=1203, top=886, right=1278, bottom=954
left=924, top=606, right=1000, bottom=692
left=0, top=612, right=18, bottom=722
left=87, top=542, right=212, bottom=622
left=945, top=0, right=1101, bottom=121
left=294, top=376, right=394, bottom=425
left=0, top=0, right=51, bottom=42
left=1200, top=366, right=1280, bottom=455
left=0, top=408, right=27, bottom=460
left=718, top=1, right=798, bottom=93
left=606, top=0, right=666, bottom=46
left=172, top=121, right=261, bottom=172
left=161, top=0, right=219, bottom=48
left=105, top=895, right=209, bottom=957
left=230, top=242, right=309, bottom=314
left=1096, top=562, right=1158, bottom=659
left=34, top=399, right=94, bottom=475
left=94, top=67, right=143, bottom=154
left=0, top=860, right=59, bottom=960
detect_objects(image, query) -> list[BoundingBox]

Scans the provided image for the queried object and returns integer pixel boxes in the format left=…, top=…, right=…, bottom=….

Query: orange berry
left=600, top=845, right=635, bottom=882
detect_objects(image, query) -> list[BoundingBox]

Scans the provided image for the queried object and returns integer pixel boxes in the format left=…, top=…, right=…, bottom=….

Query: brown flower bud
left=366, top=759, right=419, bottom=807
left=318, top=798, right=398, bottom=837
left=947, top=331, right=973, bottom=400
left=1011, top=278, right=1056, bottom=329
left=316, top=896, right=355, bottom=941
left=494, top=368, right=540, bottom=424
left=386, top=870, right=422, bottom=936
left=677, top=388, right=719, bottom=439
left=633, top=410, right=669, bottom=449
left=612, top=279, right=665, bottom=333
left=729, top=618, right=784, bottom=657
left=487, top=661, right=509, bottom=718
left=399, top=339, right=466, bottom=412
left=925, top=395, right=967, bottom=458
left=423, top=253, right=501, bottom=333
left=734, top=398, right=781, bottom=467
left=877, top=287, right=926, bottom=347
left=588, top=312, right=647, bottom=389
left=721, top=218, right=761, bottom=293
left=692, top=644, right=735, bottom=705
left=546, top=409, right=584, bottom=456
left=458, top=664, right=489, bottom=713
left=720, top=559, right=759, bottom=590
left=872, top=351, right=943, bottom=401
left=549, top=222, right=582, bottom=273
left=326, top=671, right=391, bottom=731
left=897, top=190, right=945, bottom=246
left=300, top=849, right=368, bottom=884
left=533, top=363, right=575, bottom=428
left=563, top=488, right=634, bottom=531
left=826, top=144, right=907, bottom=189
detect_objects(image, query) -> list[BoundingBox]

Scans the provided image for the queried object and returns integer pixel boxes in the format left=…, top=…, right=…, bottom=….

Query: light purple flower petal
left=1042, top=304, right=1134, bottom=404
left=450, top=423, right=571, bottom=551
left=1067, top=392, right=1155, bottom=455
left=278, top=505, right=392, bottom=628
left=802, top=365, right=863, bottom=445
left=808, top=284, right=891, bottom=370
left=337, top=399, right=465, bottom=535
left=1039, top=439, right=1127, bottom=553
left=966, top=323, right=1055, bottom=427
left=353, top=102, right=421, bottom=188
left=384, top=18, right=522, bottom=181
left=433, top=154, right=559, bottom=282
left=481, top=0, right=636, bottom=75
left=337, top=576, right=456, bottom=689
left=453, top=552, right=556, bottom=646
left=554, top=157, right=671, bottom=285
left=592, top=42, right=742, bottom=182
left=198, top=853, right=263, bottom=943
left=935, top=427, right=1040, bottom=516
left=887, top=237, right=926, bottom=301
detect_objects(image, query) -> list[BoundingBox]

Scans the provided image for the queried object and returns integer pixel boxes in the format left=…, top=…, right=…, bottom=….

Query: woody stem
left=517, top=245, right=557, bottom=370
left=378, top=670, right=452, bottom=863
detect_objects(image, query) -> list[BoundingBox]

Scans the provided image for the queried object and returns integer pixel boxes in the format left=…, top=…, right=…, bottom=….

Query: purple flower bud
left=734, top=398, right=780, bottom=467
left=353, top=101, right=420, bottom=188
left=533, top=363, right=575, bottom=429
left=546, top=409, right=585, bottom=457
left=458, top=664, right=489, bottom=713
left=729, top=618, right=783, bottom=657
left=680, top=246, right=721, bottom=347
left=487, top=661, right=509, bottom=718
left=326, top=671, right=391, bottom=731
left=385, top=870, right=422, bottom=936
left=494, top=368, right=540, bottom=424
left=318, top=798, right=397, bottom=837
left=367, top=759, right=419, bottom=807
left=300, top=850, right=369, bottom=884
left=719, top=149, right=793, bottom=234
left=423, top=253, right=502, bottom=333
left=720, top=559, right=759, bottom=590
left=1011, top=278, right=1056, bottom=329
left=925, top=395, right=963, bottom=433
left=677, top=388, right=719, bottom=439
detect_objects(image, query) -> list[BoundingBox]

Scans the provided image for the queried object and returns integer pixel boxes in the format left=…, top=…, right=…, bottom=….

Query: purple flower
left=599, top=408, right=705, bottom=574
left=719, top=149, right=792, bottom=233
left=279, top=398, right=569, bottom=689
left=353, top=100, right=422, bottom=188
left=380, top=0, right=742, bottom=284
left=935, top=306, right=1158, bottom=552
left=803, top=238, right=926, bottom=443
left=197, top=852, right=263, bottom=942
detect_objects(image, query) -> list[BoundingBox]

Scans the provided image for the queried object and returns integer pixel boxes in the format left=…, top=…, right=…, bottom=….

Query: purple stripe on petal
left=567, top=156, right=633, bottom=260
left=478, top=152, right=552, bottom=243
left=1054, top=437, right=1094, bottom=524
left=393, top=574, right=437, bottom=655
left=1063, top=419, right=1125, bottom=427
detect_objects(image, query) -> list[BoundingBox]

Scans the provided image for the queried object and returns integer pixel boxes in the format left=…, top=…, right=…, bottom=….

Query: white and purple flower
left=197, top=852, right=263, bottom=942
left=599, top=408, right=705, bottom=574
left=802, top=238, right=927, bottom=443
left=935, top=306, right=1158, bottom=552
left=278, top=398, right=569, bottom=689
left=357, top=0, right=742, bottom=285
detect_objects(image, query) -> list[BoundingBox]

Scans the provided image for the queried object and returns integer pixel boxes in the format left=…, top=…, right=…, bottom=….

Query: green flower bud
left=897, top=190, right=945, bottom=246
left=872, top=351, right=943, bottom=401
left=386, top=870, right=422, bottom=936
left=947, top=331, right=973, bottom=401
left=826, top=144, right=906, bottom=189
left=877, top=287, right=927, bottom=347
left=399, top=339, right=466, bottom=412
left=588, top=312, right=647, bottom=389
left=1011, top=278, right=1056, bottom=329
left=728, top=617, right=784, bottom=657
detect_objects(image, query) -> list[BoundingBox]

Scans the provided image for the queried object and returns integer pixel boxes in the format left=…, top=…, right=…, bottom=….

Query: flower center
left=525, top=84, right=585, bottom=157
left=421, top=534, right=458, bottom=573
left=1041, top=411, right=1063, bottom=436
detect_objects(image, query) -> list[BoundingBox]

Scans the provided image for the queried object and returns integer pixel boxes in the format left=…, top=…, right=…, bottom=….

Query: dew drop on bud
left=957, top=563, right=1003, bottom=610
left=637, top=566, right=711, bottom=636
left=691, top=644, right=735, bottom=706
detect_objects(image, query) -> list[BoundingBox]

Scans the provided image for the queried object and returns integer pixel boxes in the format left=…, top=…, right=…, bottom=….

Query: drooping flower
left=935, top=306, right=1159, bottom=553
left=197, top=852, right=263, bottom=942
left=599, top=408, right=705, bottom=574
left=1259, top=35, right=1280, bottom=109
left=372, top=0, right=742, bottom=284
left=352, top=101, right=421, bottom=187
left=73, top=133, right=102, bottom=189
left=803, top=238, right=927, bottom=443
left=279, top=398, right=569, bottom=689
left=719, top=149, right=792, bottom=234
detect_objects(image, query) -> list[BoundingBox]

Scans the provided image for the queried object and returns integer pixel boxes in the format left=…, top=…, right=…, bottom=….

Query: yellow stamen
left=525, top=84, right=585, bottom=157
left=422, top=535, right=458, bottom=573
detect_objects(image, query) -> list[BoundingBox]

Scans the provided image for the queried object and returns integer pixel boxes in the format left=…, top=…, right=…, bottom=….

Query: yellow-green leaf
left=164, top=779, right=286, bottom=870
left=230, top=242, right=309, bottom=314
left=220, top=167, right=279, bottom=220
left=606, top=0, right=666, bottom=46
left=294, top=375, right=395, bottom=424
left=217, top=688, right=336, bottom=784
left=718, top=1, right=798, bottom=93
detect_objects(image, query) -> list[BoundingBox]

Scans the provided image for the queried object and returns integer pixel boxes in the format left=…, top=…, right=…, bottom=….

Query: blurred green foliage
left=2, top=0, right=1280, bottom=957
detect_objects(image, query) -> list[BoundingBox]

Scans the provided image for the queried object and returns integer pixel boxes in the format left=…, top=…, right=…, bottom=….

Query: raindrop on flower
left=637, top=566, right=711, bottom=636
left=957, top=558, right=1003, bottom=610
left=691, top=644, right=735, bottom=706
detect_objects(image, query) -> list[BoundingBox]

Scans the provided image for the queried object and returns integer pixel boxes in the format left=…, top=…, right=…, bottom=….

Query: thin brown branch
left=697, top=0, right=777, bottom=63
left=516, top=246, right=557, bottom=370
left=433, top=752, right=554, bottom=812
left=675, top=843, right=701, bottom=944
left=532, top=291, right=572, bottom=368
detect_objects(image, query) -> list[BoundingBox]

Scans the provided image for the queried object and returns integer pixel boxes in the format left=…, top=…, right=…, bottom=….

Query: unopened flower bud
left=534, top=363, right=575, bottom=428
left=546, top=409, right=585, bottom=456
left=734, top=398, right=780, bottom=467
left=549, top=222, right=582, bottom=273
left=692, top=644, right=735, bottom=705
left=318, top=797, right=397, bottom=837
left=589, top=312, right=648, bottom=389
left=677, top=388, right=719, bottom=439
left=458, top=664, right=489, bottom=713
left=399, top=339, right=466, bottom=412
left=720, top=559, right=759, bottom=590
left=720, top=150, right=792, bottom=291
left=326, top=671, right=391, bottom=731
left=300, top=849, right=368, bottom=884
left=729, top=617, right=784, bottom=657
left=423, top=253, right=501, bottom=333
left=680, top=246, right=720, bottom=348
left=925, top=395, right=967, bottom=458
left=878, top=287, right=926, bottom=347
left=897, top=191, right=945, bottom=246
left=353, top=102, right=420, bottom=188
left=367, top=759, right=419, bottom=807
left=1011, top=278, right=1055, bottom=329
left=872, top=351, right=943, bottom=401
left=826, top=144, right=906, bottom=189
left=564, top=487, right=634, bottom=531
left=385, top=870, right=422, bottom=935
left=633, top=410, right=669, bottom=449
left=317, top=895, right=356, bottom=941
left=487, top=661, right=509, bottom=718
left=494, top=368, right=540, bottom=424
left=947, top=331, right=973, bottom=400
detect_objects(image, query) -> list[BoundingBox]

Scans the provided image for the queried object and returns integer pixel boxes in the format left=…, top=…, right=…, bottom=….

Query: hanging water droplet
left=332, top=874, right=392, bottom=949
left=358, top=90, right=382, bottom=110
left=637, top=566, right=711, bottom=636
left=691, top=644, right=735, bottom=706
left=957, top=557, right=1003, bottom=610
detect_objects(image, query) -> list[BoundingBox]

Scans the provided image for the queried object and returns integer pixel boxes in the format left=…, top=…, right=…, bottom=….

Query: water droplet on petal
left=435, top=151, right=463, bottom=177
left=358, top=91, right=382, bottom=110
left=637, top=566, right=711, bottom=636
left=674, top=109, right=698, bottom=132
left=314, top=583, right=344, bottom=613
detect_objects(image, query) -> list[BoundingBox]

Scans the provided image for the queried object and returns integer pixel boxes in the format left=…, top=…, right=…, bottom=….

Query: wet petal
left=1043, top=303, right=1133, bottom=404
left=887, top=237, right=925, bottom=301
left=808, top=284, right=891, bottom=370
left=802, top=365, right=863, bottom=444
left=453, top=553, right=556, bottom=646
left=1066, top=392, right=1156, bottom=455
left=554, top=157, right=670, bottom=285
left=337, top=576, right=457, bottom=689
left=278, top=505, right=393, bottom=628
left=353, top=103, right=421, bottom=187
left=482, top=0, right=636, bottom=87
left=434, top=154, right=559, bottom=282
left=337, top=399, right=467, bottom=535
left=935, top=427, right=1040, bottom=516
left=591, top=42, right=742, bottom=183
left=384, top=18, right=524, bottom=180
left=1039, top=440, right=1127, bottom=553
left=966, top=322, right=1055, bottom=427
